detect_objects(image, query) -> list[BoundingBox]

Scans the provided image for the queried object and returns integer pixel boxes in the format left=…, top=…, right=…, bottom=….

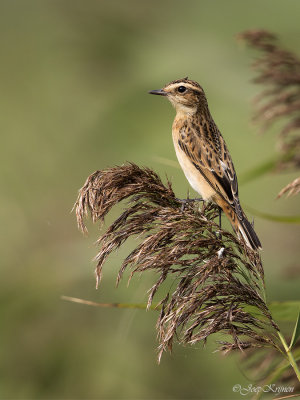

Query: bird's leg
left=217, top=207, right=223, bottom=240
left=218, top=207, right=222, bottom=229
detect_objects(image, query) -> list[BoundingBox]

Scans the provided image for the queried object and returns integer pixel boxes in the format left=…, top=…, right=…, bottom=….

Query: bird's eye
left=177, top=86, right=186, bottom=93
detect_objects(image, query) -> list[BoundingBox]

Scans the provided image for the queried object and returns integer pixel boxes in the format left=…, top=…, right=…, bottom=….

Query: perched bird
left=149, top=77, right=261, bottom=250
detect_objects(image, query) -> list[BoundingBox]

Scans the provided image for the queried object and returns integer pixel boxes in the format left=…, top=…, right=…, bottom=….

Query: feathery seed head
left=149, top=77, right=207, bottom=115
left=74, top=164, right=280, bottom=362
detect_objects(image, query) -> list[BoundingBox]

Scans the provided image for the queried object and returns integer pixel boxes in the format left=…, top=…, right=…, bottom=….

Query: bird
left=149, top=77, right=261, bottom=250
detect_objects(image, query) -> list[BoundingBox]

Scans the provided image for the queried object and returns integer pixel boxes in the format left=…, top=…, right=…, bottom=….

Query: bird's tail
left=217, top=199, right=262, bottom=251
left=237, top=214, right=262, bottom=251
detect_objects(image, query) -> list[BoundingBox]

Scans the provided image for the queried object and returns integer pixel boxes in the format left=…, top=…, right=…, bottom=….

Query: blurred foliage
left=1, top=0, right=300, bottom=399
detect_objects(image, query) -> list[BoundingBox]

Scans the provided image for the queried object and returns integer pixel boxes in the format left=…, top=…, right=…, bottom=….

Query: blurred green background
left=1, top=0, right=299, bottom=398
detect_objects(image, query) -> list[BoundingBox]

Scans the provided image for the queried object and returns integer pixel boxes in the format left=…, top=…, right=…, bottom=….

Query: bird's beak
left=148, top=89, right=168, bottom=96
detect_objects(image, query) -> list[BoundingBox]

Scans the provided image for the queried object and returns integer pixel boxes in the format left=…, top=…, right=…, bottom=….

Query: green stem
left=278, top=331, right=300, bottom=382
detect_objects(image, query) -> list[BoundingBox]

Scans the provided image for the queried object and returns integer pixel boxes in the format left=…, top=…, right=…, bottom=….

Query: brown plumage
left=149, top=78, right=262, bottom=250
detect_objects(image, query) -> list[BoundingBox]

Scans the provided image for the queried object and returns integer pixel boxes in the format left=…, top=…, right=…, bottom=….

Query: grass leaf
left=269, top=301, right=300, bottom=322
left=239, top=155, right=280, bottom=185
left=289, top=311, right=300, bottom=349
left=245, top=206, right=300, bottom=224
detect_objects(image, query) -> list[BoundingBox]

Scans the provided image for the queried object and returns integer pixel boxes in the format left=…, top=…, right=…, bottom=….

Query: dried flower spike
left=238, top=30, right=300, bottom=195
left=74, top=163, right=279, bottom=361
left=277, top=177, right=300, bottom=199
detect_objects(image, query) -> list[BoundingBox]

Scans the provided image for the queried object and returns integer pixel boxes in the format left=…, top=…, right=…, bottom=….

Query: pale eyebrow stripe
left=165, top=83, right=203, bottom=93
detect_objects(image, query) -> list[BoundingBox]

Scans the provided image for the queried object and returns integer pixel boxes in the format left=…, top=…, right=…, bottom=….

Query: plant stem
left=278, top=331, right=300, bottom=382
left=61, top=296, right=161, bottom=311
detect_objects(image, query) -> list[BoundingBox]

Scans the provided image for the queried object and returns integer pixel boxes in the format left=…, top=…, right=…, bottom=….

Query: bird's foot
left=176, top=197, right=204, bottom=212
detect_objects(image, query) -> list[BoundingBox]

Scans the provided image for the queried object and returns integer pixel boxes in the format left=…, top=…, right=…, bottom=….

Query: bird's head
left=149, top=77, right=207, bottom=115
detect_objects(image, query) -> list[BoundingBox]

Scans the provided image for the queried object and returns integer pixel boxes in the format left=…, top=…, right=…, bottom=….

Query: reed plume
left=74, top=163, right=279, bottom=361
left=238, top=30, right=300, bottom=195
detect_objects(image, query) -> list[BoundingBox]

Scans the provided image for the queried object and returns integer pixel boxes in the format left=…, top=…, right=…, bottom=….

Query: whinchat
left=149, top=78, right=261, bottom=250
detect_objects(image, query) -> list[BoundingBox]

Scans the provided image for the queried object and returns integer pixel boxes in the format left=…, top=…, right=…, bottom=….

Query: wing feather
left=178, top=125, right=244, bottom=221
